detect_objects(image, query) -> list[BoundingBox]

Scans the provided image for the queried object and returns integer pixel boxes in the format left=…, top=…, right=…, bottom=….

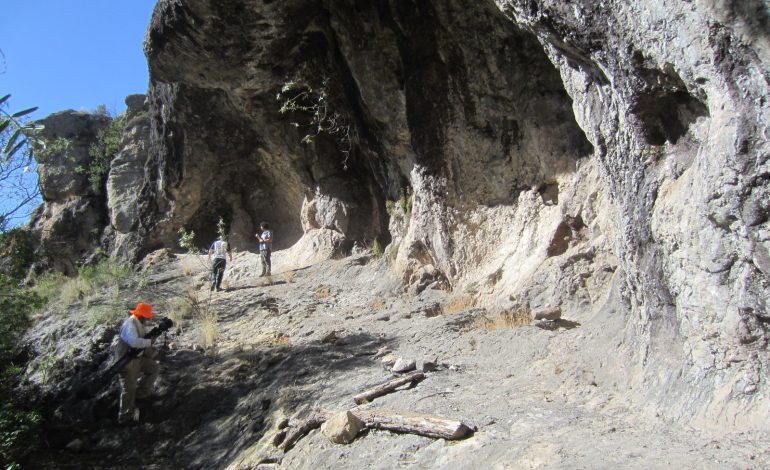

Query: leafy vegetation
left=216, top=216, right=227, bottom=241
left=77, top=111, right=126, bottom=192
left=178, top=227, right=197, bottom=254
left=371, top=239, right=383, bottom=258
left=277, top=78, right=352, bottom=169
left=0, top=277, right=44, bottom=365
left=31, top=258, right=134, bottom=318
left=0, top=228, right=35, bottom=281
left=0, top=403, right=41, bottom=469
left=385, top=187, right=413, bottom=220
left=0, top=246, right=44, bottom=469
left=0, top=94, right=44, bottom=231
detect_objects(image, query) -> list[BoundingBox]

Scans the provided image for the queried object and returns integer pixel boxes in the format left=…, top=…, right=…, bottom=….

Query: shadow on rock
left=29, top=332, right=392, bottom=469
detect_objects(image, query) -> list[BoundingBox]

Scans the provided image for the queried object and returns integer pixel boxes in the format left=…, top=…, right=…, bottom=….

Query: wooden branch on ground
left=277, top=413, right=328, bottom=452
left=351, top=408, right=474, bottom=440
left=353, top=371, right=425, bottom=405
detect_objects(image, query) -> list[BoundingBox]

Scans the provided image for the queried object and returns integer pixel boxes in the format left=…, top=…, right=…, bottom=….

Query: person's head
left=130, top=302, right=154, bottom=323
left=260, top=221, right=269, bottom=230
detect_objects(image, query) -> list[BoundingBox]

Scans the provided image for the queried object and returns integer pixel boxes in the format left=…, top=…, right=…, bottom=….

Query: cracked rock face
left=31, top=0, right=769, bottom=429
left=495, top=0, right=770, bottom=425
left=31, top=111, right=111, bottom=274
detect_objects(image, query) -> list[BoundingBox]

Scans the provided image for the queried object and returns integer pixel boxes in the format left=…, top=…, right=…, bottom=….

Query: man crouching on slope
left=116, top=302, right=160, bottom=424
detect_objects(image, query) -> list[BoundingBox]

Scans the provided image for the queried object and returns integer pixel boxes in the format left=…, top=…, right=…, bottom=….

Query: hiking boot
left=210, top=284, right=215, bottom=291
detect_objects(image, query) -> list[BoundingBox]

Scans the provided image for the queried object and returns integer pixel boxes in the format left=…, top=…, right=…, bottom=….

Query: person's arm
left=119, top=320, right=152, bottom=349
left=263, top=231, right=273, bottom=244
left=255, top=232, right=263, bottom=242
left=208, top=242, right=214, bottom=261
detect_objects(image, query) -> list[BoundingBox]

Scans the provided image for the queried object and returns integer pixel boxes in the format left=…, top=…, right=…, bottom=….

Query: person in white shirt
left=116, top=302, right=160, bottom=424
left=208, top=236, right=232, bottom=291
left=255, top=221, right=273, bottom=277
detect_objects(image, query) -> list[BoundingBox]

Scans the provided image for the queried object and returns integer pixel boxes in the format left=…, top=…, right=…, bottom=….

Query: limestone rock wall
left=29, top=0, right=769, bottom=429
left=135, top=0, right=769, bottom=427
left=496, top=0, right=770, bottom=427
left=105, top=94, right=153, bottom=258
left=31, top=111, right=111, bottom=274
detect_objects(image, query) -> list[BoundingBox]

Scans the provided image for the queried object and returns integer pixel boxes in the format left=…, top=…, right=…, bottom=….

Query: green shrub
left=31, top=272, right=67, bottom=305
left=0, top=273, right=44, bottom=467
left=77, top=259, right=132, bottom=296
left=0, top=228, right=35, bottom=281
left=78, top=258, right=132, bottom=284
left=398, top=187, right=412, bottom=215
left=178, top=227, right=197, bottom=254
left=0, top=275, right=43, bottom=364
left=0, top=403, right=41, bottom=469
left=78, top=113, right=126, bottom=192
left=372, top=239, right=383, bottom=258
left=32, top=259, right=132, bottom=314
left=88, top=303, right=124, bottom=328
left=276, top=77, right=352, bottom=168
left=87, top=285, right=125, bottom=328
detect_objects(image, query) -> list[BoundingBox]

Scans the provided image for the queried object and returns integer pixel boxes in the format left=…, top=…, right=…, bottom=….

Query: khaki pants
left=260, top=249, right=271, bottom=276
left=118, top=354, right=159, bottom=422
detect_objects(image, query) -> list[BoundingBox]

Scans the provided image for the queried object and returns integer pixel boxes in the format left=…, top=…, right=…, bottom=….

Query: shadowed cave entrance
left=150, top=0, right=595, bottom=256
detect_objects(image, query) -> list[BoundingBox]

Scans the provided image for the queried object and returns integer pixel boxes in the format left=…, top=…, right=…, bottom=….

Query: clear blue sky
left=0, top=1, right=157, bottom=228
left=1, top=0, right=158, bottom=120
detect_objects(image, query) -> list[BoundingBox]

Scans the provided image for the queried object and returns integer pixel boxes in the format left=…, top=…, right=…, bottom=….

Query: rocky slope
left=29, top=0, right=769, bottom=455
left=18, top=251, right=770, bottom=469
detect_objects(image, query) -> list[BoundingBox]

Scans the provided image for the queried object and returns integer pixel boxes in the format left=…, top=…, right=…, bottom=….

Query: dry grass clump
left=475, top=306, right=532, bottom=330
left=282, top=271, right=295, bottom=284
left=259, top=331, right=290, bottom=347
left=167, top=296, right=195, bottom=328
left=181, top=256, right=200, bottom=276
left=371, top=297, right=385, bottom=310
left=59, top=279, right=84, bottom=306
left=441, top=295, right=475, bottom=315
left=86, top=285, right=125, bottom=327
left=313, top=285, right=331, bottom=300
left=197, top=310, right=219, bottom=349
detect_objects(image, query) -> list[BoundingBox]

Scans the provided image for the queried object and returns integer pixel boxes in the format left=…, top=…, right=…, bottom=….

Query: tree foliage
left=277, top=78, right=352, bottom=169
left=0, top=227, right=35, bottom=280
left=78, top=111, right=125, bottom=192
left=0, top=275, right=43, bottom=364
left=0, top=93, right=43, bottom=231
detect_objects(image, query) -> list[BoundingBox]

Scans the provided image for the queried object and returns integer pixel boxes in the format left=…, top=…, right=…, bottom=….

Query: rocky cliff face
left=496, top=0, right=770, bottom=427
left=31, top=96, right=152, bottom=273
left=32, top=0, right=769, bottom=429
left=31, top=111, right=111, bottom=274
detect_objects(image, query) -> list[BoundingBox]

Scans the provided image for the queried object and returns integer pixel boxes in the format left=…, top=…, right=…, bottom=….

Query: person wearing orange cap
left=115, top=302, right=160, bottom=424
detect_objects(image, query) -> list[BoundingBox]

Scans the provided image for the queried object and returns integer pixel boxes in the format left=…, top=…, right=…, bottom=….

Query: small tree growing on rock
left=277, top=77, right=353, bottom=169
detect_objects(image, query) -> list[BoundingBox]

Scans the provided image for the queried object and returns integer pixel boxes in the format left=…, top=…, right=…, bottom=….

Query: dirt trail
left=26, top=251, right=770, bottom=469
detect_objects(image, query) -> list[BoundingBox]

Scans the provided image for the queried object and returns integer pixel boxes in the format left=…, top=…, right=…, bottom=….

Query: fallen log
left=277, top=413, right=328, bottom=452
left=353, top=371, right=425, bottom=404
left=351, top=408, right=473, bottom=440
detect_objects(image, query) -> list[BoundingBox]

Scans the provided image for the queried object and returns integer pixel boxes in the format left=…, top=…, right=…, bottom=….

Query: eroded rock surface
left=31, top=110, right=111, bottom=274
left=28, top=0, right=770, bottom=446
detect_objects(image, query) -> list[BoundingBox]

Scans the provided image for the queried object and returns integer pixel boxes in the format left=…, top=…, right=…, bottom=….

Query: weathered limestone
left=495, top=0, right=770, bottom=427
left=28, top=0, right=769, bottom=432
left=31, top=110, right=110, bottom=273
left=105, top=94, right=152, bottom=259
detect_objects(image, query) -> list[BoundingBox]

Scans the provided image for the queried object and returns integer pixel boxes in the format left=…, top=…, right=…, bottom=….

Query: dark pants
left=211, top=258, right=227, bottom=289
